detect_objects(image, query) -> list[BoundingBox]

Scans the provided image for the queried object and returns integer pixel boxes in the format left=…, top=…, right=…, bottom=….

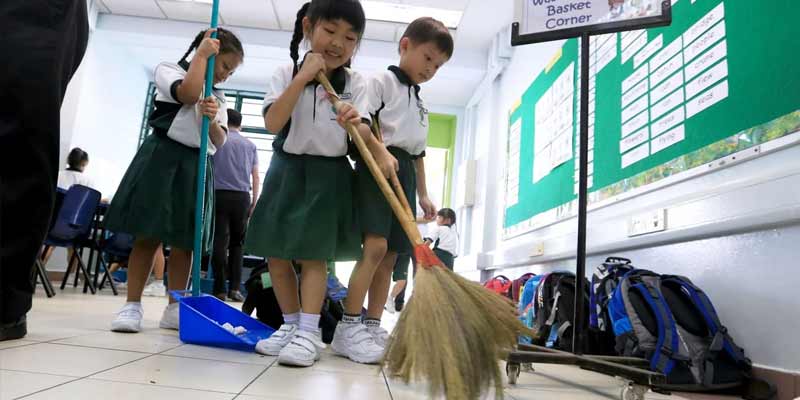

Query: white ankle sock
left=299, top=313, right=320, bottom=333
left=342, top=313, right=361, bottom=325
left=363, top=318, right=380, bottom=328
left=283, top=312, right=300, bottom=326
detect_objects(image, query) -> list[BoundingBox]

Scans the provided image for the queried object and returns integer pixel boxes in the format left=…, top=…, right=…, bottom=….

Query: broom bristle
left=383, top=246, right=528, bottom=400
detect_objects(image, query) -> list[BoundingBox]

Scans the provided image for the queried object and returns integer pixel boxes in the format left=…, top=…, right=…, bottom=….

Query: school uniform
left=0, top=0, right=88, bottom=329
left=426, top=225, right=458, bottom=270
left=57, top=169, right=96, bottom=191
left=356, top=66, right=429, bottom=255
left=244, top=61, right=369, bottom=262
left=104, top=60, right=229, bottom=252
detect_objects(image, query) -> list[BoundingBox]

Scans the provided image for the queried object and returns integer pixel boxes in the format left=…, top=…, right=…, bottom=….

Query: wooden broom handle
left=372, top=117, right=416, bottom=223
left=316, top=72, right=424, bottom=246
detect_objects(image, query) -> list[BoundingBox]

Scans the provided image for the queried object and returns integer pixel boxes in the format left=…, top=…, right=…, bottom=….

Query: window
left=139, top=85, right=274, bottom=199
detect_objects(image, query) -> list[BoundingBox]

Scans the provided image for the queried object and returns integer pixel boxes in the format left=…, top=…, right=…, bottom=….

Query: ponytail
left=290, top=2, right=311, bottom=76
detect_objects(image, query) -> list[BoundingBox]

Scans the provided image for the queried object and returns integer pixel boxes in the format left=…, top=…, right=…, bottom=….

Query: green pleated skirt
left=104, top=134, right=214, bottom=253
left=354, top=146, right=417, bottom=255
left=244, top=151, right=361, bottom=262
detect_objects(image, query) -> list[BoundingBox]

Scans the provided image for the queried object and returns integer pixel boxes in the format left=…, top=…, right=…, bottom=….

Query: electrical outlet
left=531, top=242, right=545, bottom=257
left=628, top=209, right=667, bottom=237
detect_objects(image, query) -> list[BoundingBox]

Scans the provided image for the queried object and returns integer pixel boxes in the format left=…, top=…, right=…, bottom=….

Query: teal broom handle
left=191, top=0, right=220, bottom=297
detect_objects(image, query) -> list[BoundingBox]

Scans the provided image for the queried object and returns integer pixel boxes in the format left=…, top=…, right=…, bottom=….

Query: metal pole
left=573, top=32, right=591, bottom=355
left=191, top=0, right=220, bottom=297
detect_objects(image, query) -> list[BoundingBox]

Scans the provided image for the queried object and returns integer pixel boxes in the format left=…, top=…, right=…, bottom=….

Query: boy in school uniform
left=332, top=17, right=454, bottom=363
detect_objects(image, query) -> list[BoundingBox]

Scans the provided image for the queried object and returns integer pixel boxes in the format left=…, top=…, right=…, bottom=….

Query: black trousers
left=212, top=190, right=250, bottom=294
left=0, top=0, right=88, bottom=323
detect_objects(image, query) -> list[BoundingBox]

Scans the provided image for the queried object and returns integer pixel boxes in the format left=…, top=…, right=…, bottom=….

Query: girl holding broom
left=247, top=0, right=397, bottom=367
left=107, top=28, right=244, bottom=333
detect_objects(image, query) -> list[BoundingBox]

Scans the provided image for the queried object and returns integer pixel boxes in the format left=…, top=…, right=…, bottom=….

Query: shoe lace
left=117, top=305, right=142, bottom=319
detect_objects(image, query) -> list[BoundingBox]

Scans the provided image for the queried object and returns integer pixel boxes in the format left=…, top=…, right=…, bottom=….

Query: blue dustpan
left=170, top=291, right=274, bottom=352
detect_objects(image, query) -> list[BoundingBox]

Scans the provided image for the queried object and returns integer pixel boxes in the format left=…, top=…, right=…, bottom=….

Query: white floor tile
left=311, top=351, right=384, bottom=377
left=0, top=370, right=74, bottom=400
left=242, top=365, right=390, bottom=399
left=0, top=343, right=147, bottom=377
left=162, top=344, right=275, bottom=365
left=0, top=339, right=37, bottom=350
left=53, top=331, right=182, bottom=354
left=23, top=379, right=236, bottom=400
left=92, top=355, right=265, bottom=394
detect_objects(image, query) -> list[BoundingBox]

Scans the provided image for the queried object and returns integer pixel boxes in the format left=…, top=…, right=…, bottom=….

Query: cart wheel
left=521, top=363, right=534, bottom=372
left=506, top=363, right=521, bottom=385
left=620, top=383, right=647, bottom=400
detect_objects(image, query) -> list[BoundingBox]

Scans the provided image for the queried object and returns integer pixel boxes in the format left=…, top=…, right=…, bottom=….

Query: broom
left=315, top=72, right=527, bottom=400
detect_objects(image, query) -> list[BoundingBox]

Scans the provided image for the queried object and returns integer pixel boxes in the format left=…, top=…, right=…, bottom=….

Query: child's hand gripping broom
left=315, top=72, right=527, bottom=400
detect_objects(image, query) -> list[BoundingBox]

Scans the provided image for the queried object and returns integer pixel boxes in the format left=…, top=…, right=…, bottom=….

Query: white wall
left=455, top=38, right=800, bottom=372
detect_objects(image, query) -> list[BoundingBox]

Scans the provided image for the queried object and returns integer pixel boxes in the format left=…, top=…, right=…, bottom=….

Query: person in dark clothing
left=0, top=0, right=90, bottom=341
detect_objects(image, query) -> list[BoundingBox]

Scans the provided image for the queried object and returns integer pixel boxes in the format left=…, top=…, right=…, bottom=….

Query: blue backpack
left=517, top=275, right=543, bottom=344
left=590, top=257, right=635, bottom=355
left=608, top=269, right=753, bottom=391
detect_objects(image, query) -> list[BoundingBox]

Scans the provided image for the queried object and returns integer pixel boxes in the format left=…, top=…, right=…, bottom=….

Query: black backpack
left=589, top=257, right=636, bottom=355
left=242, top=262, right=345, bottom=344
left=531, top=272, right=591, bottom=352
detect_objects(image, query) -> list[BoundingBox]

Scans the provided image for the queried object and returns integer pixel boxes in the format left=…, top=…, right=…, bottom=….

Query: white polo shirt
left=262, top=62, right=371, bottom=157
left=426, top=225, right=458, bottom=256
left=151, top=61, right=228, bottom=155
left=368, top=66, right=429, bottom=157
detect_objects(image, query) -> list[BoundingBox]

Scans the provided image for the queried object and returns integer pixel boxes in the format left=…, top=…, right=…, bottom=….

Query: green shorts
left=392, top=253, right=412, bottom=281
left=354, top=147, right=417, bottom=255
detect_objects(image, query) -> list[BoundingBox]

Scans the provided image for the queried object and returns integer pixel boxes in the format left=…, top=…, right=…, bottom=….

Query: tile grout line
left=381, top=368, right=395, bottom=400
left=232, top=358, right=278, bottom=399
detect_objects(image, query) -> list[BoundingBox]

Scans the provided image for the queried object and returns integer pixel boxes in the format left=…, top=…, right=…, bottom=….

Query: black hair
left=437, top=208, right=456, bottom=227
left=227, top=109, right=242, bottom=128
left=67, top=147, right=88, bottom=171
left=180, top=27, right=244, bottom=64
left=289, top=0, right=366, bottom=75
left=400, top=17, right=454, bottom=59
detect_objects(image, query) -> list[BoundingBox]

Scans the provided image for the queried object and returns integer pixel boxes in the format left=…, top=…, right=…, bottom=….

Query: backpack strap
left=632, top=282, right=679, bottom=374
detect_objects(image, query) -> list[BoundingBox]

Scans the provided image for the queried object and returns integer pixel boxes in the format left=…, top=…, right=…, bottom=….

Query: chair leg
left=36, top=260, right=56, bottom=298
left=60, top=250, right=75, bottom=291
left=77, top=257, right=96, bottom=295
left=97, top=259, right=118, bottom=296
left=73, top=248, right=83, bottom=288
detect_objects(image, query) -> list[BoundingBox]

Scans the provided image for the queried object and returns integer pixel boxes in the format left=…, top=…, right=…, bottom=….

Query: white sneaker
left=143, top=281, right=166, bottom=297
left=331, top=322, right=384, bottom=364
left=159, top=302, right=180, bottom=330
left=111, top=303, right=143, bottom=333
left=367, top=325, right=390, bottom=348
left=384, top=296, right=396, bottom=314
left=255, top=324, right=298, bottom=356
left=278, top=330, right=325, bottom=367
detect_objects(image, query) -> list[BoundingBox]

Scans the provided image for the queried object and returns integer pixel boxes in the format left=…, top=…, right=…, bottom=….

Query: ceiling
left=96, top=0, right=472, bottom=43
left=91, top=0, right=517, bottom=107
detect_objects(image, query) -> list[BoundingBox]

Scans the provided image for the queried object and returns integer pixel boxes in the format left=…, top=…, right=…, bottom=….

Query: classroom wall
left=455, top=39, right=800, bottom=373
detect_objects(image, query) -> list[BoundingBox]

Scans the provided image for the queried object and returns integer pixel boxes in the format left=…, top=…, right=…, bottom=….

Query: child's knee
left=363, top=235, right=388, bottom=265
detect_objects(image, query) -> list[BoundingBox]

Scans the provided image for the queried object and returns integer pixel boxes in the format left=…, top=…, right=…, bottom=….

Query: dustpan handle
left=315, top=72, right=424, bottom=246
left=169, top=290, right=192, bottom=301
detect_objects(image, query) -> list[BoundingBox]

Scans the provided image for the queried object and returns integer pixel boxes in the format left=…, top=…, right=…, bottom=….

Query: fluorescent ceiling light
left=362, top=1, right=463, bottom=29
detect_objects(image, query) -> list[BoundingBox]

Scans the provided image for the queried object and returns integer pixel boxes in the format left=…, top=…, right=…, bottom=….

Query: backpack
left=512, top=273, right=537, bottom=304
left=590, top=257, right=635, bottom=355
left=242, top=263, right=350, bottom=344
left=483, top=275, right=513, bottom=298
left=518, top=275, right=543, bottom=345
left=531, top=272, right=591, bottom=352
left=608, top=270, right=756, bottom=392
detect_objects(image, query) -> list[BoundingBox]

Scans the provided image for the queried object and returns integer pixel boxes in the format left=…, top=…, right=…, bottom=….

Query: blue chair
left=42, top=185, right=102, bottom=294
left=96, top=231, right=135, bottom=295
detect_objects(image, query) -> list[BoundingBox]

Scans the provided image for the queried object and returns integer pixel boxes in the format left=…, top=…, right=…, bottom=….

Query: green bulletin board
left=503, top=0, right=800, bottom=238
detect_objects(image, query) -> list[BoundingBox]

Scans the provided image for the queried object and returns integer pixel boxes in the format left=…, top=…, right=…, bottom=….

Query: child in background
left=107, top=28, right=243, bottom=333
left=247, top=0, right=396, bottom=367
left=424, top=208, right=459, bottom=270
left=333, top=17, right=454, bottom=363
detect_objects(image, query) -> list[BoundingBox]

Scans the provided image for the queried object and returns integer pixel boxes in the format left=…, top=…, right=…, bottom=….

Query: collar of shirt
left=388, top=65, right=421, bottom=100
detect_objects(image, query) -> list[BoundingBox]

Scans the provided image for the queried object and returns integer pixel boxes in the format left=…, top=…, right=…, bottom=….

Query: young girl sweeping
left=107, top=28, right=244, bottom=333
left=332, top=17, right=454, bottom=364
left=247, top=0, right=397, bottom=367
